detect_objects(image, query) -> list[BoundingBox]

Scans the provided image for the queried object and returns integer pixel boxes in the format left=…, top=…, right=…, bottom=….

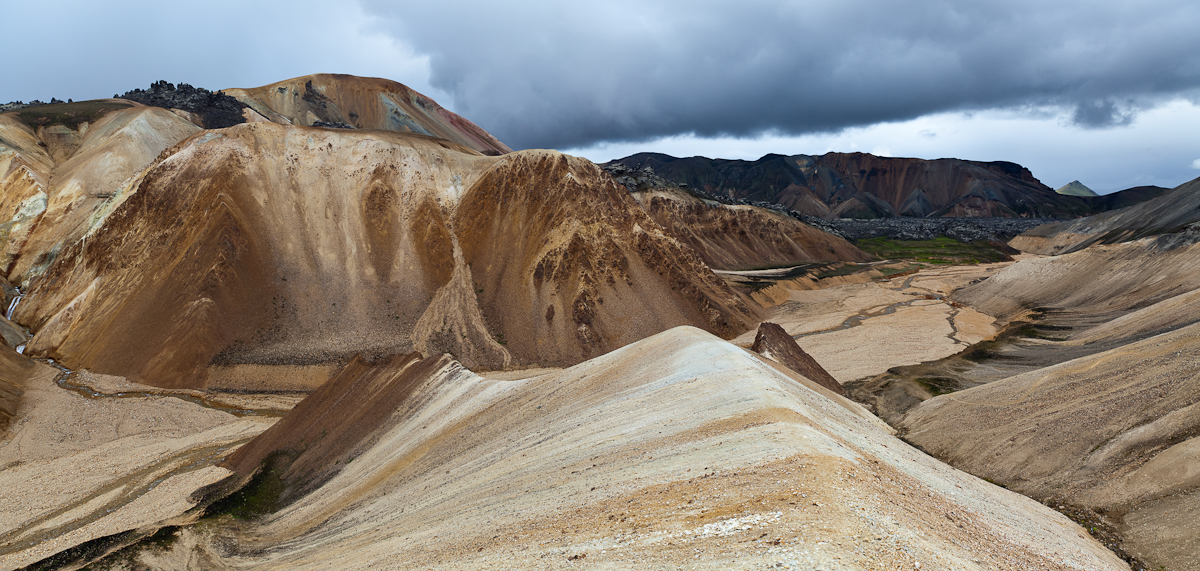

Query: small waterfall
left=6, top=291, right=21, bottom=321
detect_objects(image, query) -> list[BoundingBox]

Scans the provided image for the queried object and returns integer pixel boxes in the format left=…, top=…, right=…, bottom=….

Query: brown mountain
left=224, top=73, right=511, bottom=155
left=13, top=122, right=760, bottom=388
left=610, top=152, right=1162, bottom=219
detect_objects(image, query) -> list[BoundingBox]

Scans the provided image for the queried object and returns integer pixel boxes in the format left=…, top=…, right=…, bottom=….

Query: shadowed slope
left=631, top=187, right=871, bottom=269
left=221, top=353, right=457, bottom=505
left=1011, top=176, right=1200, bottom=255
left=225, top=74, right=511, bottom=155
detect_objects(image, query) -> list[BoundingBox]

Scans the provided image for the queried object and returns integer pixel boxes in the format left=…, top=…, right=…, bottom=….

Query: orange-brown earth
left=12, top=122, right=759, bottom=389
left=631, top=187, right=871, bottom=270
left=224, top=74, right=511, bottom=155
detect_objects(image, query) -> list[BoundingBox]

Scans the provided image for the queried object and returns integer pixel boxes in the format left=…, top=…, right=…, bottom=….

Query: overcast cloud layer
left=2, top=0, right=1199, bottom=191
left=374, top=1, right=1200, bottom=148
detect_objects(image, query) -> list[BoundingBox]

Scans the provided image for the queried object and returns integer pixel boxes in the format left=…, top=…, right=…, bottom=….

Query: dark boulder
left=750, top=322, right=845, bottom=396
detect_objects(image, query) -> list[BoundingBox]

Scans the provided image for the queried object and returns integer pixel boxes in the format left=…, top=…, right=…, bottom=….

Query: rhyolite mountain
left=608, top=152, right=1165, bottom=219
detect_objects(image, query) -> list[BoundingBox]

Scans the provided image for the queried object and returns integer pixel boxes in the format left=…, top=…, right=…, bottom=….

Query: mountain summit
left=1055, top=180, right=1098, bottom=197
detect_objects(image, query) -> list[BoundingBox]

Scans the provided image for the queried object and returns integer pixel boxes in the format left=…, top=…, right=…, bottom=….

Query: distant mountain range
left=608, top=152, right=1167, bottom=219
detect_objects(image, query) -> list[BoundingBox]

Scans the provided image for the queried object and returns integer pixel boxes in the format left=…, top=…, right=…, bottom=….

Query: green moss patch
left=854, top=236, right=1013, bottom=265
left=11, top=100, right=133, bottom=130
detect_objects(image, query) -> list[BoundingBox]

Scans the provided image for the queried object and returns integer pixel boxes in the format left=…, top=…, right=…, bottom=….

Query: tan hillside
left=224, top=73, right=511, bottom=155
left=126, top=327, right=1123, bottom=571
left=15, top=122, right=759, bottom=389
left=954, top=235, right=1200, bottom=326
left=0, top=105, right=201, bottom=287
left=900, top=320, right=1200, bottom=571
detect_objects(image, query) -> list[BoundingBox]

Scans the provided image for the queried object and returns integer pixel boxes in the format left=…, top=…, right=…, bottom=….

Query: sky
left=2, top=0, right=1199, bottom=193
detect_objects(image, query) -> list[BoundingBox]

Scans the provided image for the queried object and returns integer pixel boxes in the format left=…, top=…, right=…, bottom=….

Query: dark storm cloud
left=1072, top=99, right=1136, bottom=128
left=361, top=0, right=1200, bottom=150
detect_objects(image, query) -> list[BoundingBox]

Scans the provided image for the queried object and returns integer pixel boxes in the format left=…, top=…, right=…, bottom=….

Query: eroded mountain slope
left=0, top=104, right=201, bottom=287
left=224, top=74, right=511, bottom=155
left=631, top=187, right=871, bottom=269
left=113, top=328, right=1123, bottom=571
left=14, top=123, right=758, bottom=388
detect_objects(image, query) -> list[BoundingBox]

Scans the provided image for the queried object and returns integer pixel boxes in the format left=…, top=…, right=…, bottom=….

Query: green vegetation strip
left=12, top=100, right=133, bottom=130
left=854, top=236, right=1012, bottom=265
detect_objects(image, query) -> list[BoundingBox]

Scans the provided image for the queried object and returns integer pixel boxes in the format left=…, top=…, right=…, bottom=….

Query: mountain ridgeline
left=608, top=152, right=1167, bottom=219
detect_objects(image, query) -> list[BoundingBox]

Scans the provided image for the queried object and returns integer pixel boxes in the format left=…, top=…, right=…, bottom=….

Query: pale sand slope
left=956, top=235, right=1200, bottom=323
left=0, top=361, right=274, bottom=570
left=133, top=327, right=1122, bottom=571
left=900, top=321, right=1200, bottom=571
left=732, top=264, right=1005, bottom=383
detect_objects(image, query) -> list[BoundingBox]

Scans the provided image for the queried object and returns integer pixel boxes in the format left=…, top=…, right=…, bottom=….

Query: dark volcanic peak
left=117, top=80, right=248, bottom=129
left=608, top=152, right=1158, bottom=220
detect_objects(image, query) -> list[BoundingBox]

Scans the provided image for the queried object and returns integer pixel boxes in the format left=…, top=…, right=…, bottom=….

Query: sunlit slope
left=165, top=327, right=1126, bottom=571
left=901, top=321, right=1200, bottom=571
left=16, top=123, right=758, bottom=388
left=225, top=73, right=511, bottom=155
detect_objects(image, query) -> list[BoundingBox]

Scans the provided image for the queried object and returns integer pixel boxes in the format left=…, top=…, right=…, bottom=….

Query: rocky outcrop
left=609, top=152, right=1163, bottom=219
left=750, top=322, right=844, bottom=395
left=118, top=80, right=249, bottom=129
